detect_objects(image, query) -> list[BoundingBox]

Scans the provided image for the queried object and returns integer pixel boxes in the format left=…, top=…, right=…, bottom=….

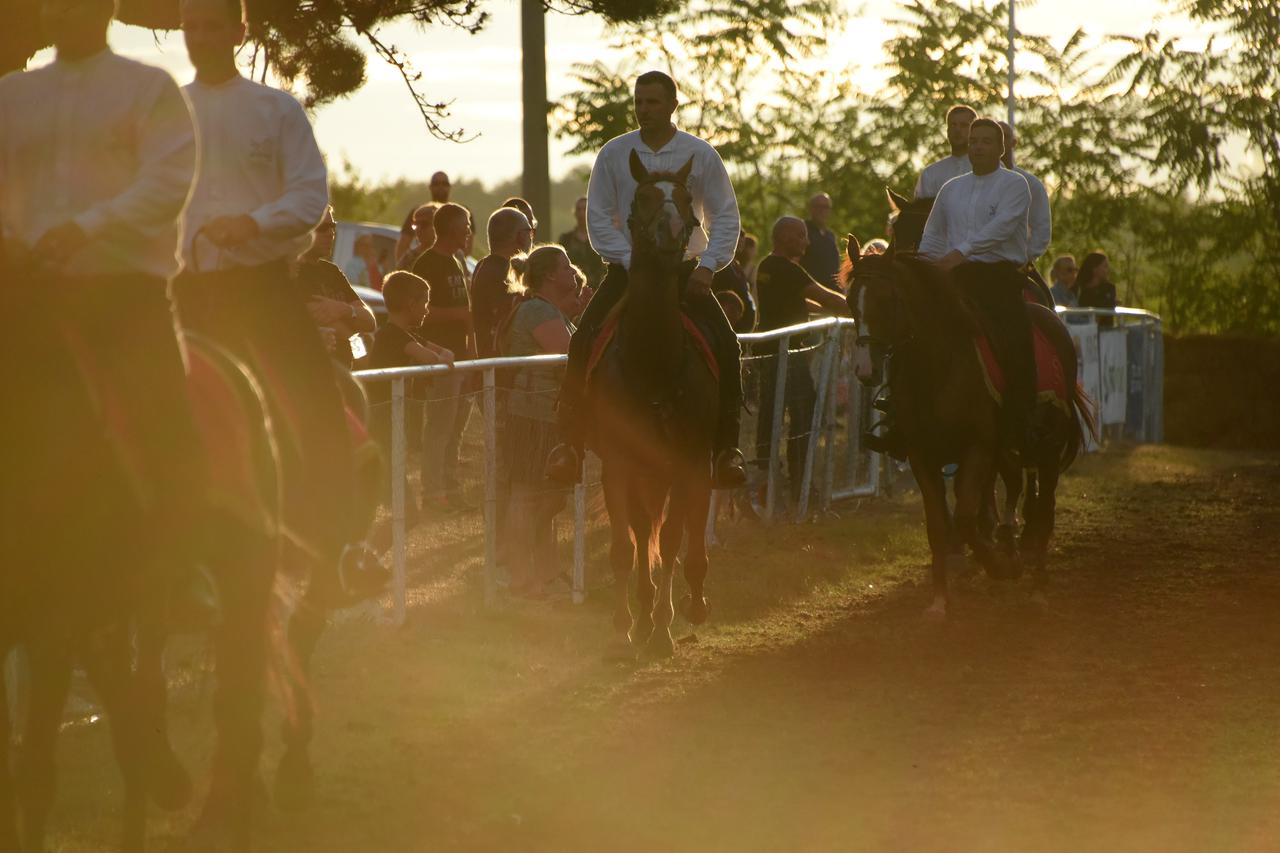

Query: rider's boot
left=709, top=309, right=748, bottom=490
left=713, top=404, right=748, bottom=490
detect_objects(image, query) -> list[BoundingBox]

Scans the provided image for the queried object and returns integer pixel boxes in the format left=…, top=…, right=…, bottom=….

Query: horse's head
left=627, top=150, right=698, bottom=257
left=885, top=188, right=933, bottom=253
left=843, top=233, right=913, bottom=388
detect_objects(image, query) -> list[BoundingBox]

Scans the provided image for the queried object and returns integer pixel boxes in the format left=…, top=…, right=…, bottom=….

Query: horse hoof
left=644, top=632, right=676, bottom=660
left=681, top=594, right=709, bottom=626
left=148, top=746, right=194, bottom=812
left=274, top=749, right=315, bottom=812
left=628, top=620, right=654, bottom=647
left=994, top=524, right=1018, bottom=557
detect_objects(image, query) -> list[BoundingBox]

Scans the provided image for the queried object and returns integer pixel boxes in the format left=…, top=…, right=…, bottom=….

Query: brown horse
left=587, top=151, right=718, bottom=660
left=0, top=318, right=281, bottom=853
left=843, top=237, right=1095, bottom=617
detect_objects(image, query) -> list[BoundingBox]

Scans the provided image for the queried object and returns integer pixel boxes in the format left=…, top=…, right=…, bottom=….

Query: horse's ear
left=886, top=187, right=911, bottom=212
left=674, top=155, right=694, bottom=184
left=629, top=150, right=649, bottom=184
left=846, top=233, right=861, bottom=264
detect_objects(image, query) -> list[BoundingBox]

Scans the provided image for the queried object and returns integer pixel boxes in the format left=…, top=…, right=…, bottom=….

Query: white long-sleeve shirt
left=1011, top=165, right=1051, bottom=260
left=182, top=76, right=328, bottom=272
left=914, top=153, right=971, bottom=200
left=0, top=49, right=196, bottom=280
left=918, top=168, right=1031, bottom=265
left=586, top=129, right=740, bottom=273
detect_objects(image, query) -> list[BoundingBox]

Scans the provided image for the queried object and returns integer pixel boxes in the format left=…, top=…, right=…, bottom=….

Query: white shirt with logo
left=181, top=76, right=328, bottom=272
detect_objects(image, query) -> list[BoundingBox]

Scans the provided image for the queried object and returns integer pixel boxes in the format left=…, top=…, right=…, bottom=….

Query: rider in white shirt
left=919, top=117, right=1037, bottom=454
left=997, top=120, right=1054, bottom=304
left=914, top=104, right=977, bottom=200
left=545, top=70, right=747, bottom=488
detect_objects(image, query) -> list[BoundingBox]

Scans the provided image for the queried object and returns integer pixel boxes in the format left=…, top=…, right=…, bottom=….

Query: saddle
left=971, top=281, right=1070, bottom=413
left=585, top=305, right=719, bottom=387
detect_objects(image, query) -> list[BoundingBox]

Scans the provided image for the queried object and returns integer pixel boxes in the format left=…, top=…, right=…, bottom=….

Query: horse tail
left=1061, top=381, right=1098, bottom=473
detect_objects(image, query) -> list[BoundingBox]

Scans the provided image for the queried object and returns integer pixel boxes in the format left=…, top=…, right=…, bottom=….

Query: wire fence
left=354, top=309, right=1164, bottom=623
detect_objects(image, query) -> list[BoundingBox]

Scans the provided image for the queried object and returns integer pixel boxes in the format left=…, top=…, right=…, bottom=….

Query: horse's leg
left=954, top=449, right=1018, bottom=580
left=629, top=494, right=656, bottom=649
left=909, top=457, right=954, bottom=618
left=1029, top=447, right=1060, bottom=604
left=646, top=492, right=684, bottom=660
left=681, top=476, right=713, bottom=627
left=134, top=619, right=194, bottom=814
left=82, top=625, right=149, bottom=853
left=16, top=640, right=72, bottom=853
left=601, top=473, right=637, bottom=660
left=0, top=647, right=19, bottom=852
left=276, top=585, right=326, bottom=811
left=996, top=456, right=1023, bottom=558
left=197, top=540, right=274, bottom=852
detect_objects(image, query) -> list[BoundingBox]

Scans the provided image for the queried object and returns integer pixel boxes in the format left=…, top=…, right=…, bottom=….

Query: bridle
left=851, top=264, right=915, bottom=357
left=627, top=173, right=700, bottom=254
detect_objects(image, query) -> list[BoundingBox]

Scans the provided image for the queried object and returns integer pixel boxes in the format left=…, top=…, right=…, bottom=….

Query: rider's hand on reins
left=202, top=214, right=261, bottom=248
left=686, top=265, right=714, bottom=298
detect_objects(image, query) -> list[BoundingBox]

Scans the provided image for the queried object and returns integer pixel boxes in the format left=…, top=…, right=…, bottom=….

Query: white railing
left=354, top=309, right=1163, bottom=621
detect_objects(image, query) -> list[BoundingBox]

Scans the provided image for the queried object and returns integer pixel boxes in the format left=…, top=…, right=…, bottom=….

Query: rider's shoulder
left=599, top=130, right=644, bottom=156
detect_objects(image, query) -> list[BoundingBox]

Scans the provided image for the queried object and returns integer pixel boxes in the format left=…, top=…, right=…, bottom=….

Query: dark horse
left=587, top=151, right=718, bottom=660
left=0, top=310, right=281, bottom=853
left=843, top=236, right=1095, bottom=617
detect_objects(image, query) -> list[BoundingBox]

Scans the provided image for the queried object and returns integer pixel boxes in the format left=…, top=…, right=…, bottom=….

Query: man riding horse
left=544, top=70, right=747, bottom=489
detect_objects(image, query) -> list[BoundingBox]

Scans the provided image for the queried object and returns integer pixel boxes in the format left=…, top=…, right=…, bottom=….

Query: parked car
left=333, top=221, right=400, bottom=286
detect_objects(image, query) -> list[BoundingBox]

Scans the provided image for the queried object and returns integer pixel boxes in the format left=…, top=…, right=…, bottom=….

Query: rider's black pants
left=559, top=261, right=743, bottom=452
left=174, top=261, right=355, bottom=560
left=952, top=261, right=1036, bottom=445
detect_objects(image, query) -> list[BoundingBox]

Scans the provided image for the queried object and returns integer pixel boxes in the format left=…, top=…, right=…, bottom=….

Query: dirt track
left=51, top=446, right=1280, bottom=852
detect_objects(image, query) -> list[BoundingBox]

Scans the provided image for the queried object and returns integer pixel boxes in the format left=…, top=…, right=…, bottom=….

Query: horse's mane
left=894, top=254, right=980, bottom=338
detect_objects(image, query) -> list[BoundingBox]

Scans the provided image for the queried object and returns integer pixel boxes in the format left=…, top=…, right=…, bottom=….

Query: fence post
left=573, top=476, right=586, bottom=604
left=482, top=367, right=498, bottom=608
left=390, top=377, right=406, bottom=625
left=797, top=325, right=838, bottom=520
left=765, top=337, right=790, bottom=523
left=821, top=326, right=845, bottom=512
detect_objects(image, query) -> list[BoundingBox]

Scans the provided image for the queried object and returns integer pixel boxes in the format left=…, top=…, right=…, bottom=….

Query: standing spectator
left=297, top=206, right=376, bottom=368
left=801, top=192, right=841, bottom=289
left=365, top=272, right=454, bottom=549
left=558, top=196, right=606, bottom=289
left=343, top=232, right=384, bottom=291
left=177, top=0, right=355, bottom=564
left=997, top=121, right=1052, bottom=266
left=499, top=245, right=579, bottom=598
left=737, top=231, right=760, bottom=293
left=394, top=204, right=416, bottom=269
left=0, top=0, right=204, bottom=593
left=429, top=171, right=451, bottom=204
left=471, top=207, right=534, bottom=359
left=502, top=197, right=538, bottom=241
left=915, top=104, right=977, bottom=199
left=412, top=203, right=475, bottom=511
left=398, top=203, right=439, bottom=270
left=713, top=231, right=757, bottom=333
left=1077, top=250, right=1118, bottom=328
left=1049, top=255, right=1079, bottom=307
left=755, top=216, right=848, bottom=502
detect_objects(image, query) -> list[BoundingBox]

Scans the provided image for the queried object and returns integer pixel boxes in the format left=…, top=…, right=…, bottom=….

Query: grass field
left=40, top=444, right=1280, bottom=852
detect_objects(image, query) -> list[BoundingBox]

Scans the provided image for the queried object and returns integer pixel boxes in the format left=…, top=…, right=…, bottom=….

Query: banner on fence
left=1068, top=322, right=1101, bottom=451
left=1099, top=328, right=1128, bottom=426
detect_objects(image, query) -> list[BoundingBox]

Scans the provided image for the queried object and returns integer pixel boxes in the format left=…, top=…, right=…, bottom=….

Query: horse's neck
left=621, top=251, right=684, bottom=379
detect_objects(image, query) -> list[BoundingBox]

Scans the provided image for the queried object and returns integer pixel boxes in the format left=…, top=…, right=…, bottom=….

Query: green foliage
left=552, top=0, right=1279, bottom=335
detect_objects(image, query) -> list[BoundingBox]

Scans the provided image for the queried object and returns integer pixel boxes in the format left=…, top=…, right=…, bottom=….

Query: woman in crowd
left=498, top=245, right=581, bottom=598
left=1077, top=250, right=1118, bottom=328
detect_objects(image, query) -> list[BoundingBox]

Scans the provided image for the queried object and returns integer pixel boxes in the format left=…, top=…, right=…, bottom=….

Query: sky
left=30, top=0, right=1201, bottom=187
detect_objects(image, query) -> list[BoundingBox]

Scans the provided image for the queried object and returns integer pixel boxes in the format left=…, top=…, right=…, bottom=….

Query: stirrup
left=872, top=388, right=892, bottom=414
left=713, top=447, right=748, bottom=490
left=544, top=443, right=582, bottom=486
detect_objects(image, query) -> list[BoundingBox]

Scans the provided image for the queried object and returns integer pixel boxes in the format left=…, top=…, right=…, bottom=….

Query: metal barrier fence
left=354, top=309, right=1163, bottom=622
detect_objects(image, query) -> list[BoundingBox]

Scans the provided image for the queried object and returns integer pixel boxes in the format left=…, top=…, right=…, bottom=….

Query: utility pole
left=1006, top=0, right=1017, bottom=169
left=520, top=0, right=551, bottom=227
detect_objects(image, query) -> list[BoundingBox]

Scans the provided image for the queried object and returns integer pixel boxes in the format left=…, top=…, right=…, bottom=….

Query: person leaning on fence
left=1077, top=250, right=1118, bottom=329
left=296, top=206, right=377, bottom=369
left=1049, top=254, right=1079, bottom=308
left=365, top=271, right=454, bottom=549
left=543, top=68, right=748, bottom=489
left=754, top=216, right=850, bottom=504
left=411, top=202, right=475, bottom=512
left=471, top=207, right=534, bottom=359
left=498, top=245, right=581, bottom=599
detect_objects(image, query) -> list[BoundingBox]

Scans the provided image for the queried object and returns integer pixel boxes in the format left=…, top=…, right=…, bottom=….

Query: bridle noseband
left=627, top=174, right=700, bottom=253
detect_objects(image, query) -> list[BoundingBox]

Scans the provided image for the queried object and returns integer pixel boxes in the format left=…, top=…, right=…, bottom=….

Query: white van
left=333, top=220, right=401, bottom=284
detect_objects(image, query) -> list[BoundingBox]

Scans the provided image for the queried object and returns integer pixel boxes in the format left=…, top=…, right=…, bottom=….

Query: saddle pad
left=586, top=312, right=720, bottom=384
left=975, top=325, right=1070, bottom=412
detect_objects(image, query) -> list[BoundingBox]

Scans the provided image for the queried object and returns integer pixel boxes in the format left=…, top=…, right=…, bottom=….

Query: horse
left=0, top=299, right=281, bottom=853
left=842, top=236, right=1095, bottom=617
left=586, top=150, right=718, bottom=661
left=883, top=187, right=1061, bottom=554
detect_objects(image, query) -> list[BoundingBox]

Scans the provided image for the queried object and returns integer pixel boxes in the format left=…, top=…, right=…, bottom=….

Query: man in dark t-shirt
left=800, top=192, right=841, bottom=289
left=471, top=207, right=534, bottom=359
left=755, top=216, right=848, bottom=502
left=557, top=196, right=605, bottom=290
left=297, top=207, right=376, bottom=367
left=713, top=231, right=757, bottom=333
left=410, top=203, right=475, bottom=509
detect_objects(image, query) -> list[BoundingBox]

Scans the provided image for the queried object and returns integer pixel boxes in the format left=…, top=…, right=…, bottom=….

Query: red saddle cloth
left=586, top=311, right=720, bottom=384
left=975, top=325, right=1069, bottom=412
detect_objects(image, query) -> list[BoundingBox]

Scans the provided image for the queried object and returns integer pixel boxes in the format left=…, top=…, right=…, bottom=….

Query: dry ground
left=45, top=444, right=1280, bottom=852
